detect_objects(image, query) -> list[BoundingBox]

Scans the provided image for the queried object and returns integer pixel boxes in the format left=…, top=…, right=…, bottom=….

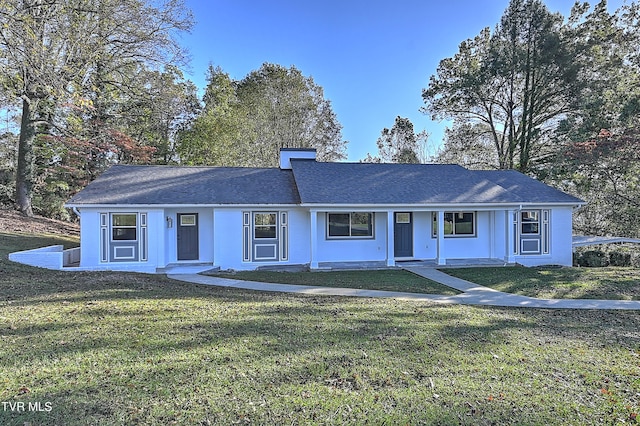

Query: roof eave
left=298, top=201, right=586, bottom=209
left=65, top=203, right=302, bottom=209
left=67, top=201, right=586, bottom=210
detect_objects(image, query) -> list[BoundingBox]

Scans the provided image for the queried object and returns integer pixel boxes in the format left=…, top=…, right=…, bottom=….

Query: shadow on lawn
left=3, top=234, right=640, bottom=358
left=491, top=278, right=640, bottom=301
left=0, top=355, right=554, bottom=426
left=4, top=285, right=640, bottom=368
left=447, top=266, right=640, bottom=301
left=5, top=304, right=639, bottom=425
left=6, top=234, right=640, bottom=425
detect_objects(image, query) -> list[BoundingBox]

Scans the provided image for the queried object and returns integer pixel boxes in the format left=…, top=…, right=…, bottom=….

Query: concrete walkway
left=403, top=266, right=640, bottom=310
left=573, top=235, right=640, bottom=247
left=168, top=266, right=640, bottom=310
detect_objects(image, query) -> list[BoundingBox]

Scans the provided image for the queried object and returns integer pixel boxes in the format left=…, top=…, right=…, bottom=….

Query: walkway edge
left=168, top=274, right=459, bottom=303
left=168, top=270, right=640, bottom=311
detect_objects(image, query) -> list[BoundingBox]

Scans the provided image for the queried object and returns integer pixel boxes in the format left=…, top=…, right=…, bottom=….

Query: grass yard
left=1, top=231, right=640, bottom=425
left=444, top=266, right=640, bottom=300
left=210, top=269, right=460, bottom=295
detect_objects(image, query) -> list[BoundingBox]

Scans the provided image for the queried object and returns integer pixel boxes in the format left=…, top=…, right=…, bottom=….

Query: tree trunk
left=15, top=97, right=36, bottom=217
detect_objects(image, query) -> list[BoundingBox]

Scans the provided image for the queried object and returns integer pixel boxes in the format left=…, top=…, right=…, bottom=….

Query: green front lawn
left=211, top=269, right=460, bottom=295
left=443, top=266, right=640, bottom=300
left=1, top=232, right=640, bottom=425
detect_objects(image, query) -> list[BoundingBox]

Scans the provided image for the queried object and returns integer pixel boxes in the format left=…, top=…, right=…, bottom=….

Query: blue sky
left=181, top=0, right=625, bottom=162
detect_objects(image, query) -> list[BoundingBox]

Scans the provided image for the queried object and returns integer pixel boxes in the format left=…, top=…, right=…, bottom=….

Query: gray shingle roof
left=475, top=170, right=584, bottom=204
left=290, top=160, right=583, bottom=205
left=67, top=165, right=301, bottom=205
left=67, top=161, right=584, bottom=206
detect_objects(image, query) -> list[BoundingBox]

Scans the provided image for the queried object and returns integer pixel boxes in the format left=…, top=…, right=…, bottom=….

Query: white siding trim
left=100, top=213, right=108, bottom=263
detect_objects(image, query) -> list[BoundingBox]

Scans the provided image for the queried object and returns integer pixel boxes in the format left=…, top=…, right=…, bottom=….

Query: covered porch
left=306, top=207, right=523, bottom=269
left=255, top=258, right=513, bottom=273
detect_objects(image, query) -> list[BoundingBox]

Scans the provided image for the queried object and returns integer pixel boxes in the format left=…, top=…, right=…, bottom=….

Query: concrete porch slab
left=157, top=263, right=218, bottom=275
left=316, top=261, right=392, bottom=271
left=397, top=258, right=513, bottom=268
left=257, top=264, right=310, bottom=273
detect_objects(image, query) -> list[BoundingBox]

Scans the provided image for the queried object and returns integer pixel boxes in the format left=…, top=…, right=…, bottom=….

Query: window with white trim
left=112, top=213, right=137, bottom=241
left=327, top=213, right=374, bottom=238
left=521, top=210, right=540, bottom=234
left=254, top=213, right=277, bottom=239
left=101, top=212, right=147, bottom=263
left=519, top=209, right=545, bottom=256
left=432, top=212, right=476, bottom=237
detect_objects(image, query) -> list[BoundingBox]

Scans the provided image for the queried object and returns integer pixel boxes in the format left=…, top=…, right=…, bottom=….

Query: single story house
left=34, top=148, right=585, bottom=273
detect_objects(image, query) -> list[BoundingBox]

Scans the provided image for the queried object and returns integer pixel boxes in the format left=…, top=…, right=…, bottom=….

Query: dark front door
left=177, top=213, right=199, bottom=260
left=394, top=212, right=413, bottom=258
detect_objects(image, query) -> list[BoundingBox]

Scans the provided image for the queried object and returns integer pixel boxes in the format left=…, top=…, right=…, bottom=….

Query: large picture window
left=254, top=213, right=277, bottom=239
left=432, top=212, right=476, bottom=237
left=112, top=213, right=137, bottom=241
left=328, top=212, right=373, bottom=238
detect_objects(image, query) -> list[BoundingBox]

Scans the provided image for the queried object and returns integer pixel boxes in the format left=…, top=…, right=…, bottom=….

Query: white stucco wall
left=9, top=245, right=64, bottom=269
left=67, top=204, right=577, bottom=272
left=410, top=210, right=498, bottom=261
left=492, top=210, right=507, bottom=260
left=412, top=212, right=435, bottom=259
left=164, top=208, right=214, bottom=265
left=212, top=207, right=311, bottom=271
left=516, top=207, right=574, bottom=267
left=148, top=210, right=166, bottom=267
left=211, top=209, right=242, bottom=269
left=438, top=211, right=493, bottom=260
left=78, top=209, right=100, bottom=267
left=76, top=208, right=163, bottom=273
left=74, top=206, right=310, bottom=272
left=314, top=212, right=387, bottom=263
left=403, top=209, right=573, bottom=266
left=287, top=208, right=312, bottom=265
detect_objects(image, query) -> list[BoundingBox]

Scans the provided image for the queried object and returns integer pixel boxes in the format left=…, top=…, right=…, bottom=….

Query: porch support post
left=506, top=209, right=516, bottom=263
left=386, top=211, right=395, bottom=267
left=309, top=210, right=319, bottom=269
left=489, top=210, right=496, bottom=259
left=436, top=210, right=446, bottom=265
